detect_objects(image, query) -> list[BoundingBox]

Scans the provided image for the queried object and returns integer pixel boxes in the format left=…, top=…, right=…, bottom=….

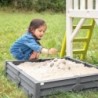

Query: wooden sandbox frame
left=5, top=57, right=98, bottom=98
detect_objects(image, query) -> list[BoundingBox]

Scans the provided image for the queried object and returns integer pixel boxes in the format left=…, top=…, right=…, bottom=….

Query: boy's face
left=32, top=25, right=47, bottom=40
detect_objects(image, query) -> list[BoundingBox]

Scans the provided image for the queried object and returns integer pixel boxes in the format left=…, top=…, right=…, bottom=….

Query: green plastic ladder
left=60, top=20, right=95, bottom=60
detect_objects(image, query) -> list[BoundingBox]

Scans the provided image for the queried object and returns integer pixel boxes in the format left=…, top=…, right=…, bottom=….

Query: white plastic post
left=95, top=0, right=98, bottom=9
left=66, top=0, right=73, bottom=57
left=74, top=0, right=79, bottom=10
left=66, top=17, right=73, bottom=57
left=80, top=0, right=85, bottom=9
left=87, top=0, right=93, bottom=9
left=95, top=0, right=98, bottom=25
left=66, top=0, right=72, bottom=10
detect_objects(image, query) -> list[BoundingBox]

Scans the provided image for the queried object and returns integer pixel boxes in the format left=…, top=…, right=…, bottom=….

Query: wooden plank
left=73, top=25, right=92, bottom=29
left=73, top=49, right=85, bottom=54
left=95, top=0, right=98, bottom=25
left=87, top=0, right=93, bottom=9
left=73, top=38, right=88, bottom=42
left=74, top=0, right=79, bottom=10
left=66, top=0, right=72, bottom=10
left=95, top=0, right=98, bottom=9
left=66, top=17, right=73, bottom=57
left=68, top=10, right=98, bottom=18
left=80, top=0, right=85, bottom=9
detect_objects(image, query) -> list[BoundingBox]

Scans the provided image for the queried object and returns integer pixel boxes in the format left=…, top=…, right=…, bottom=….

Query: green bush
left=0, top=0, right=11, bottom=6
left=49, top=0, right=65, bottom=12
left=0, top=0, right=66, bottom=12
left=35, top=0, right=65, bottom=12
left=12, top=0, right=35, bottom=10
left=35, top=0, right=50, bottom=11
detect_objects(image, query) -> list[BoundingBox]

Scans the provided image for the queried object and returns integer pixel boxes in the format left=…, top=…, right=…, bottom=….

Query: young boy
left=10, top=19, right=57, bottom=60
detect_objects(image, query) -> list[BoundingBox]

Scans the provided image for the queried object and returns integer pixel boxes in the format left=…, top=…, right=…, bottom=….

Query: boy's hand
left=29, top=52, right=39, bottom=60
left=48, top=48, right=57, bottom=55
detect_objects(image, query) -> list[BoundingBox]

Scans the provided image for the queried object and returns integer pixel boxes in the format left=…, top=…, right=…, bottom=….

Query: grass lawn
left=0, top=8, right=98, bottom=98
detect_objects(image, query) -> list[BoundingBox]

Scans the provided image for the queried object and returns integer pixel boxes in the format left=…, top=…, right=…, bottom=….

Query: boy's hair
left=28, top=19, right=46, bottom=33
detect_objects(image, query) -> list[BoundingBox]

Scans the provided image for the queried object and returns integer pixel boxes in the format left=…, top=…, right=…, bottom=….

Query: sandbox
left=5, top=57, right=98, bottom=98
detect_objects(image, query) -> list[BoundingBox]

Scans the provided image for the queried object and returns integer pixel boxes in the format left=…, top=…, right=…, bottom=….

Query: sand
left=17, top=58, right=98, bottom=81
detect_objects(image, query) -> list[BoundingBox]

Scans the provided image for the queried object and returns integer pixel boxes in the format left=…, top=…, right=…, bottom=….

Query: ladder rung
left=73, top=38, right=88, bottom=42
left=73, top=25, right=92, bottom=29
left=73, top=49, right=85, bottom=54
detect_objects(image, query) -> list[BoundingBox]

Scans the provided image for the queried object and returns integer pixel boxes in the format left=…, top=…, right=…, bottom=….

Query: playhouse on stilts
left=60, top=0, right=98, bottom=60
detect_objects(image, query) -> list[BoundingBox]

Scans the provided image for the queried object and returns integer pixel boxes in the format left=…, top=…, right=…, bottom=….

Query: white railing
left=66, top=0, right=98, bottom=18
left=67, top=0, right=98, bottom=10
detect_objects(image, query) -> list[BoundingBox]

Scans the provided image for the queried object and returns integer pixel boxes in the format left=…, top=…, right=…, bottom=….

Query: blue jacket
left=10, top=32, right=42, bottom=60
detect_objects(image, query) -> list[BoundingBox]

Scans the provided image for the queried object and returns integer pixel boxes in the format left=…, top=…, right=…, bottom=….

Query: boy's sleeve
left=24, top=38, right=42, bottom=52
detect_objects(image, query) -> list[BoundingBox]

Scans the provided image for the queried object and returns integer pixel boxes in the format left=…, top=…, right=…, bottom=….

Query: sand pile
left=17, top=58, right=98, bottom=81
